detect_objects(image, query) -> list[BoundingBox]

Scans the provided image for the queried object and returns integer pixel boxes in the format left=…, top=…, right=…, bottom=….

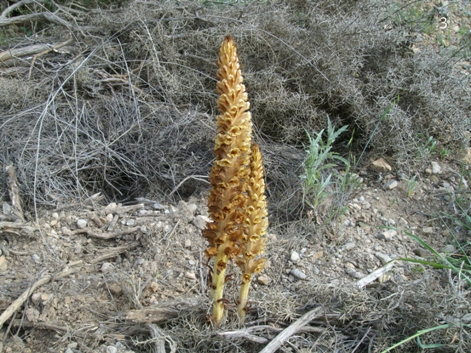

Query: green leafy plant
left=301, top=118, right=360, bottom=223
left=301, top=119, right=348, bottom=208
left=388, top=190, right=471, bottom=351
left=406, top=175, right=417, bottom=198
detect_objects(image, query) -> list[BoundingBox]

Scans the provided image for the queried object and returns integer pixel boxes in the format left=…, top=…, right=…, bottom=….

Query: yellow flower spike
left=203, top=36, right=253, bottom=325
left=237, top=143, right=268, bottom=322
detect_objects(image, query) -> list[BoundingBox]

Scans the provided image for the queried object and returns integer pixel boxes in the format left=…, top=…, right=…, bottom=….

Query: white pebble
left=290, top=268, right=306, bottom=279
left=76, top=219, right=87, bottom=229
left=290, top=251, right=300, bottom=262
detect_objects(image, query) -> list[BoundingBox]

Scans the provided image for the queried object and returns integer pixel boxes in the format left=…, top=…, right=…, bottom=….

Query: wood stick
left=0, top=272, right=52, bottom=328
left=356, top=261, right=395, bottom=289
left=259, top=306, right=325, bottom=353
left=0, top=222, right=37, bottom=237
left=0, top=240, right=142, bottom=329
left=0, top=11, right=76, bottom=30
left=62, top=226, right=140, bottom=239
left=4, top=165, right=24, bottom=222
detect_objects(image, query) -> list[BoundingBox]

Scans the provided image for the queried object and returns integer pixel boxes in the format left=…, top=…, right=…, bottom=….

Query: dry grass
left=1, top=0, right=469, bottom=221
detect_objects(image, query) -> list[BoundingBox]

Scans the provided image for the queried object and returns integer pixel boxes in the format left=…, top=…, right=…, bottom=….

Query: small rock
left=104, top=202, right=117, bottom=214
left=431, top=161, right=441, bottom=174
left=61, top=226, right=72, bottom=236
left=108, top=283, right=122, bottom=295
left=384, top=180, right=398, bottom=190
left=345, top=267, right=363, bottom=279
left=267, top=233, right=278, bottom=241
left=290, top=268, right=307, bottom=279
left=186, top=203, right=198, bottom=215
left=312, top=251, right=324, bottom=260
left=0, top=256, right=8, bottom=272
left=2, top=202, right=11, bottom=215
left=40, top=293, right=52, bottom=303
left=184, top=239, right=192, bottom=248
left=152, top=203, right=165, bottom=210
left=140, top=225, right=147, bottom=233
left=257, top=275, right=270, bottom=285
left=101, top=262, right=113, bottom=273
left=67, top=342, right=78, bottom=349
left=188, top=259, right=196, bottom=266
left=106, top=214, right=114, bottom=223
left=51, top=212, right=59, bottom=220
left=148, top=281, right=159, bottom=293
left=25, top=308, right=40, bottom=322
left=192, top=215, right=211, bottom=230
left=422, top=227, right=434, bottom=234
left=126, top=219, right=135, bottom=226
left=375, top=253, right=392, bottom=265
left=31, top=293, right=42, bottom=304
left=65, top=349, right=74, bottom=353
left=185, top=272, right=196, bottom=280
left=398, top=217, right=408, bottom=228
left=443, top=244, right=456, bottom=253
left=459, top=147, right=471, bottom=165
left=31, top=254, right=41, bottom=264
left=413, top=248, right=428, bottom=257
left=377, top=229, right=397, bottom=241
left=371, top=158, right=392, bottom=173
left=290, top=251, right=300, bottom=262
left=136, top=258, right=145, bottom=265
left=107, top=346, right=117, bottom=353
left=50, top=219, right=58, bottom=227
left=342, top=242, right=355, bottom=251
left=76, top=219, right=87, bottom=229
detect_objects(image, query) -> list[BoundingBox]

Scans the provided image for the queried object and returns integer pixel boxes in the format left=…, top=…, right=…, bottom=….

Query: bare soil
left=1, top=157, right=470, bottom=352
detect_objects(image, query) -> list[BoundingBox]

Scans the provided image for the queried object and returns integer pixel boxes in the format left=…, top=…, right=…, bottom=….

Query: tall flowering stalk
left=203, top=36, right=253, bottom=324
left=204, top=36, right=268, bottom=324
left=235, top=142, right=267, bottom=321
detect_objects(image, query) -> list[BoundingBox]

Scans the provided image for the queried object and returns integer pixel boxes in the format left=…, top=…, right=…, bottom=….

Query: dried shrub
left=0, top=0, right=469, bottom=221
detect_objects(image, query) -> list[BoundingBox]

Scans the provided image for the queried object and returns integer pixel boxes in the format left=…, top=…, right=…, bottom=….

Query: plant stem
left=211, top=250, right=228, bottom=323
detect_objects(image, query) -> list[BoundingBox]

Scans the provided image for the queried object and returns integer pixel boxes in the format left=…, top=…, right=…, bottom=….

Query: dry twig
left=4, top=165, right=24, bottom=222
left=62, top=226, right=140, bottom=240
left=259, top=306, right=325, bottom=353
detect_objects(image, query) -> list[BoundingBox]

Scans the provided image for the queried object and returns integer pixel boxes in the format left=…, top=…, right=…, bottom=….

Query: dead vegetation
left=0, top=0, right=471, bottom=352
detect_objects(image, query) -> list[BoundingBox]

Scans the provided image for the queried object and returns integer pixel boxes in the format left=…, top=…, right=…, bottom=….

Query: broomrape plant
left=203, top=36, right=268, bottom=325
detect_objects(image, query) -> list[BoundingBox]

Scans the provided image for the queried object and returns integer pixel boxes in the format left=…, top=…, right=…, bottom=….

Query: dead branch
left=259, top=306, right=325, bottom=353
left=0, top=221, right=38, bottom=237
left=28, top=38, right=73, bottom=78
left=115, top=204, right=145, bottom=215
left=125, top=307, right=180, bottom=324
left=87, top=241, right=140, bottom=264
left=0, top=0, right=45, bottom=19
left=62, top=226, right=140, bottom=240
left=0, top=272, right=51, bottom=328
left=356, top=261, right=396, bottom=289
left=54, top=193, right=104, bottom=212
left=218, top=326, right=276, bottom=344
left=4, top=165, right=24, bottom=222
left=0, top=11, right=76, bottom=29
left=0, top=44, right=50, bottom=62
left=0, top=242, right=143, bottom=329
left=125, top=299, right=201, bottom=324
